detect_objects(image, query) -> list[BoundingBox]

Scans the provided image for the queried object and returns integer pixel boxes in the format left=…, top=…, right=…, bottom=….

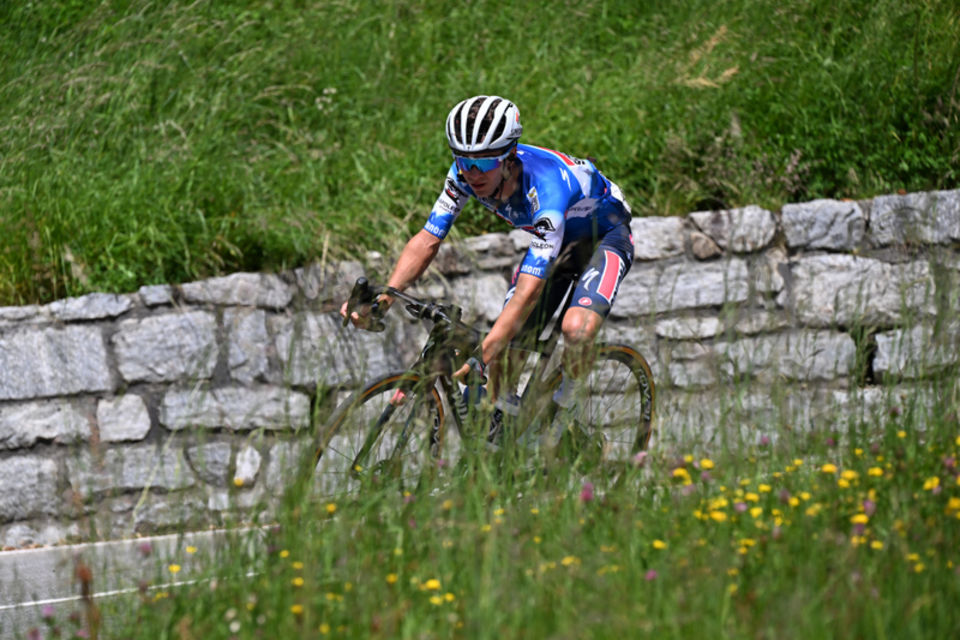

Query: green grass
left=25, top=379, right=960, bottom=639
left=1, top=0, right=958, bottom=304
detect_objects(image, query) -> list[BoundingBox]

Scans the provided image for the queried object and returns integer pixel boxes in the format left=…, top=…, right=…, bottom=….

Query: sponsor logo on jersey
left=533, top=217, right=556, bottom=235
left=527, top=186, right=540, bottom=213
left=445, top=178, right=466, bottom=204
left=579, top=296, right=593, bottom=307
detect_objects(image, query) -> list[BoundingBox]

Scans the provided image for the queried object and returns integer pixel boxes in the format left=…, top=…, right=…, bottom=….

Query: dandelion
left=280, top=549, right=290, bottom=558
left=851, top=514, right=869, bottom=525
left=290, top=604, right=304, bottom=615
left=562, top=555, right=580, bottom=566
left=914, top=563, right=925, bottom=573
left=292, top=561, right=304, bottom=570
left=442, top=499, right=454, bottom=510
left=897, top=430, right=907, bottom=439
left=841, top=470, right=859, bottom=481
left=745, top=492, right=759, bottom=503
left=429, top=596, right=444, bottom=605
left=750, top=507, right=763, bottom=519
left=923, top=477, right=940, bottom=491
left=423, top=578, right=442, bottom=591
left=700, top=458, right=715, bottom=470
left=185, top=545, right=197, bottom=554
left=233, top=477, right=245, bottom=487
left=292, top=577, right=304, bottom=587
left=710, top=511, right=728, bottom=522
left=530, top=507, right=540, bottom=515
left=871, top=540, right=884, bottom=550
left=868, top=467, right=883, bottom=477
left=444, top=592, right=456, bottom=602
left=652, top=539, right=667, bottom=550
left=326, top=503, right=337, bottom=514
left=168, top=564, right=181, bottom=575
left=838, top=478, right=851, bottom=489
left=758, top=484, right=772, bottom=493
left=386, top=573, right=398, bottom=584
left=319, top=623, right=330, bottom=634
left=821, top=463, right=837, bottom=474
left=533, top=536, right=542, bottom=544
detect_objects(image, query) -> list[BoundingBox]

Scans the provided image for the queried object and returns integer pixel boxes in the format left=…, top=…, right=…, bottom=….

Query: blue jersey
left=424, top=144, right=632, bottom=278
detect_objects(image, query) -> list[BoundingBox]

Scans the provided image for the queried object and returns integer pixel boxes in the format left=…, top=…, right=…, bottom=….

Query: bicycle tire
left=539, top=343, right=655, bottom=458
left=312, top=372, right=447, bottom=494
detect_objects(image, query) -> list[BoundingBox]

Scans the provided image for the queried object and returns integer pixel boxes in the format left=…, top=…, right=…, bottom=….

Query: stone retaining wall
left=2, top=189, right=959, bottom=547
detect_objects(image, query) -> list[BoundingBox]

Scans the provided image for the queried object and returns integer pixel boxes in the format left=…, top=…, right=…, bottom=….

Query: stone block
left=614, top=259, right=750, bottom=316
left=113, top=311, right=218, bottom=383
left=67, top=444, right=196, bottom=495
left=874, top=322, right=960, bottom=379
left=233, top=446, right=262, bottom=486
left=45, top=293, right=133, bottom=321
left=782, top=199, right=866, bottom=250
left=0, top=457, right=59, bottom=522
left=631, top=216, right=686, bottom=260
left=0, top=326, right=112, bottom=401
left=186, top=442, right=233, bottom=486
left=869, top=189, right=960, bottom=246
left=0, top=399, right=91, bottom=449
left=225, top=308, right=270, bottom=383
left=690, top=205, right=776, bottom=253
left=789, top=254, right=936, bottom=326
left=160, top=386, right=310, bottom=432
left=97, top=395, right=151, bottom=443
left=181, top=272, right=294, bottom=308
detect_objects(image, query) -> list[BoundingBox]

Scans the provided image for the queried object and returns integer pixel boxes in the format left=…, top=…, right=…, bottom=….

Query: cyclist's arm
left=380, top=229, right=443, bottom=309
left=479, top=272, right=544, bottom=365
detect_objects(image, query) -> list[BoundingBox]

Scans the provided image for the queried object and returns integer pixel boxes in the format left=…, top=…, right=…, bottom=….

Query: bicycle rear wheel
left=313, top=372, right=447, bottom=495
left=542, top=343, right=655, bottom=460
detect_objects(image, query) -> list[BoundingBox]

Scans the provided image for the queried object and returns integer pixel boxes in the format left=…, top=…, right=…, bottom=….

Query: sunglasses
left=453, top=147, right=513, bottom=173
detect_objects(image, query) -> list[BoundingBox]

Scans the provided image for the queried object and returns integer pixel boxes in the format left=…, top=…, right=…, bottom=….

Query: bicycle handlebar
left=342, top=277, right=482, bottom=347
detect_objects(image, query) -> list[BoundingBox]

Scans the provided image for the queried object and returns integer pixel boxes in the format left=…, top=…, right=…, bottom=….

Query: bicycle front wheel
left=545, top=343, right=656, bottom=459
left=313, top=372, right=447, bottom=495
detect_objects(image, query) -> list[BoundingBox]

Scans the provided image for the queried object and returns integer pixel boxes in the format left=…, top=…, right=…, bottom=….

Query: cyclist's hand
left=454, top=356, right=486, bottom=384
left=339, top=299, right=376, bottom=329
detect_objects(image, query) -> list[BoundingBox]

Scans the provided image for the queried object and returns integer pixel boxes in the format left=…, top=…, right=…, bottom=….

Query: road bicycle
left=311, top=277, right=655, bottom=493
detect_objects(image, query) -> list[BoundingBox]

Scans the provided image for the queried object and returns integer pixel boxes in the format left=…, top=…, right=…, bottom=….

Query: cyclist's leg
left=559, top=223, right=635, bottom=383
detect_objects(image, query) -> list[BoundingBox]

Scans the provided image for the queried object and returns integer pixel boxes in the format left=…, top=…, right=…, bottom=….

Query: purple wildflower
left=580, top=482, right=595, bottom=503
left=734, top=502, right=748, bottom=513
left=645, top=569, right=658, bottom=581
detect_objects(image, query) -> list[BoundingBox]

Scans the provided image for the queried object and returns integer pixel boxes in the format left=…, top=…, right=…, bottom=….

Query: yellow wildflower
left=923, top=477, right=940, bottom=490
left=700, top=458, right=715, bottom=470
left=868, top=467, right=883, bottom=477
left=423, top=578, right=442, bottom=591
left=750, top=507, right=763, bottom=519
left=561, top=555, right=580, bottom=566
left=710, top=511, right=728, bottom=522
left=870, top=540, right=883, bottom=550
left=821, top=463, right=837, bottom=474
left=326, top=503, right=337, bottom=514
left=758, top=484, right=772, bottom=493
left=290, top=604, right=303, bottom=615
left=429, top=596, right=444, bottom=605
left=386, top=573, right=398, bottom=584
left=897, top=430, right=907, bottom=439
left=185, top=545, right=197, bottom=554
left=168, top=564, right=181, bottom=575
left=841, top=470, right=859, bottom=481
left=851, top=514, right=869, bottom=525
left=292, top=577, right=304, bottom=587
left=652, top=540, right=667, bottom=550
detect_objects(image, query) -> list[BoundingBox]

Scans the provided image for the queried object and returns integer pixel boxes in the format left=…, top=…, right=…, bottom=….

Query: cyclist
left=341, top=95, right=634, bottom=429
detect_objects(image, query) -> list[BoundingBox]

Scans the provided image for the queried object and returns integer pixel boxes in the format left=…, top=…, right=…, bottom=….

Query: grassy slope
left=0, top=0, right=957, bottom=305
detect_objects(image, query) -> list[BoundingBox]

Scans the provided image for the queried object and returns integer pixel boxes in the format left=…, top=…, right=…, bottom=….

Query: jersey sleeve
left=518, top=207, right=565, bottom=278
left=423, top=165, right=470, bottom=240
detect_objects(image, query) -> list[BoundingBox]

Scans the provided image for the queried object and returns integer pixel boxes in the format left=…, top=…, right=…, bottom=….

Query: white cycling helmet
left=445, top=95, right=522, bottom=154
